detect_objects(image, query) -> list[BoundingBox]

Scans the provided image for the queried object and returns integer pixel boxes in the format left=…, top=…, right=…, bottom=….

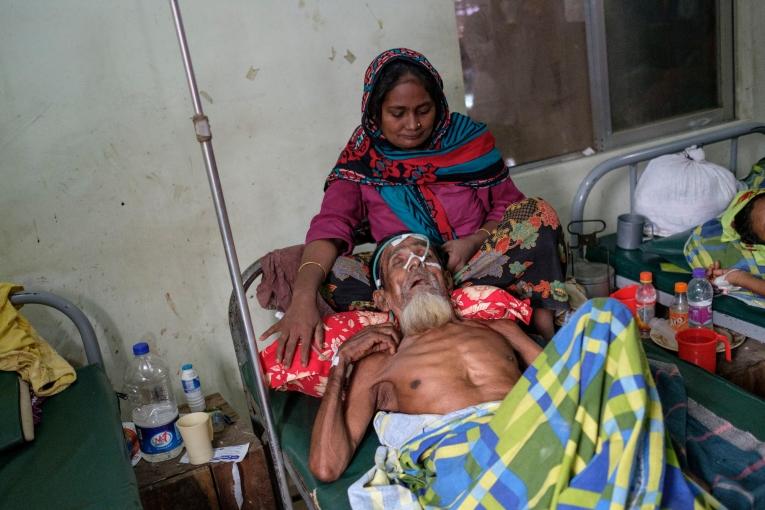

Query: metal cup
left=616, top=213, right=648, bottom=250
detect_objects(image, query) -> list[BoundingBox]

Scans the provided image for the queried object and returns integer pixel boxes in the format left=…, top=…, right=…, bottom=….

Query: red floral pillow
left=259, top=285, right=531, bottom=397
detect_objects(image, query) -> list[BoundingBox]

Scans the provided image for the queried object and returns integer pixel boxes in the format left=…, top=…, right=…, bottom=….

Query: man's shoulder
left=354, top=350, right=392, bottom=374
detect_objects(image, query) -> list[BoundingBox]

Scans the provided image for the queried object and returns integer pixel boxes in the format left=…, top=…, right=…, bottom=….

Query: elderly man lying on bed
left=308, top=232, right=718, bottom=509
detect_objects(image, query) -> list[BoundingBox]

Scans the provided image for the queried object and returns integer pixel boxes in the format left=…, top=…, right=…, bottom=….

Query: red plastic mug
left=610, top=285, right=638, bottom=317
left=675, top=328, right=731, bottom=373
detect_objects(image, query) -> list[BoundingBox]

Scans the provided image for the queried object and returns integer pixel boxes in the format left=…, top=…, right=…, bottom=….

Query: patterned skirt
left=321, top=197, right=569, bottom=311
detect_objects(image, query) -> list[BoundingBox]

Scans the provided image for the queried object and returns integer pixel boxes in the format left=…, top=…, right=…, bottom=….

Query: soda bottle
left=180, top=363, right=206, bottom=413
left=123, top=342, right=183, bottom=462
left=669, top=282, right=689, bottom=332
left=688, top=267, right=714, bottom=329
left=635, top=271, right=657, bottom=337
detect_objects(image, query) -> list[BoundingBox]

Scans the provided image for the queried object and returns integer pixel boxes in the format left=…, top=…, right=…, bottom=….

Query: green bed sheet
left=0, top=364, right=141, bottom=509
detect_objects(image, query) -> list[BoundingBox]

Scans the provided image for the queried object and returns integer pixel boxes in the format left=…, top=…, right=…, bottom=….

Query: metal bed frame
left=569, top=121, right=765, bottom=341
left=10, top=290, right=104, bottom=367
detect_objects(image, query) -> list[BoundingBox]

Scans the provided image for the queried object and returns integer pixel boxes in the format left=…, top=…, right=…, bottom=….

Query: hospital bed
left=225, top=123, right=765, bottom=509
left=228, top=258, right=765, bottom=509
left=570, top=121, right=765, bottom=342
left=0, top=290, right=141, bottom=509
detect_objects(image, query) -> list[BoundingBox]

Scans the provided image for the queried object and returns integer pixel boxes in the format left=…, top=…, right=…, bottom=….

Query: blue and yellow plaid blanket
left=349, top=298, right=720, bottom=509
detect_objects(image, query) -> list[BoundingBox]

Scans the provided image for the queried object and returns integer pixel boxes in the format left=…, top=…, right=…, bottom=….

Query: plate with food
left=649, top=322, right=746, bottom=352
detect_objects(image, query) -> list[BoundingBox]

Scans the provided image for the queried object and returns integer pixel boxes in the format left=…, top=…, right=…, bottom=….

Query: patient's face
left=752, top=198, right=765, bottom=244
left=378, top=237, right=450, bottom=313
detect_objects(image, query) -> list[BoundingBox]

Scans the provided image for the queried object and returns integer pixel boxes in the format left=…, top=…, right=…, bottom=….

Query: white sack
left=634, top=147, right=739, bottom=237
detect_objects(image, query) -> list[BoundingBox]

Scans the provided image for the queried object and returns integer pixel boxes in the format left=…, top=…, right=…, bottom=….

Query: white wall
left=0, top=0, right=463, bottom=417
left=2, top=0, right=764, bottom=419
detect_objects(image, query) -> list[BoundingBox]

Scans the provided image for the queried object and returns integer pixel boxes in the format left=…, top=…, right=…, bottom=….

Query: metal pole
left=167, top=2, right=293, bottom=508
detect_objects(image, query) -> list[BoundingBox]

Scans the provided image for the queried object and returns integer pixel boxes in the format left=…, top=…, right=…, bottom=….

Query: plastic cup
left=610, top=285, right=638, bottom=317
left=676, top=327, right=731, bottom=373
left=177, top=412, right=214, bottom=464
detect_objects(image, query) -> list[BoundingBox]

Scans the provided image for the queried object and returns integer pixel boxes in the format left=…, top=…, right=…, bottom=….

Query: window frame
left=584, top=0, right=735, bottom=151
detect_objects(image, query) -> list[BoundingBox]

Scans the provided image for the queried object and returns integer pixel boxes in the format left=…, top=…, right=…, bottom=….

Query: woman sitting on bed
left=684, top=173, right=765, bottom=307
left=261, top=48, right=568, bottom=365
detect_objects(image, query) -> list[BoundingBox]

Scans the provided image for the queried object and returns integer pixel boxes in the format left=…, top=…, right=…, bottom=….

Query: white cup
left=177, top=412, right=214, bottom=464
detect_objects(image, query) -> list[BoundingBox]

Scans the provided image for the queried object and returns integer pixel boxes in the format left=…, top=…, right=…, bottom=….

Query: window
left=455, top=0, right=734, bottom=166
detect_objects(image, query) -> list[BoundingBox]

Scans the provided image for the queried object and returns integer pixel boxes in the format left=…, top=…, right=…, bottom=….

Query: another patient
left=685, top=187, right=765, bottom=305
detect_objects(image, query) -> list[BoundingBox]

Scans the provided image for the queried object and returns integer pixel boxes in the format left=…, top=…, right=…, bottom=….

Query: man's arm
left=479, top=319, right=542, bottom=366
left=308, top=324, right=399, bottom=482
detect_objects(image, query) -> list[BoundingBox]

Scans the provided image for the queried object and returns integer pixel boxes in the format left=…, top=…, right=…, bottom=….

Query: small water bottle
left=688, top=267, right=714, bottom=329
left=180, top=363, right=206, bottom=413
left=635, top=271, right=657, bottom=338
left=669, top=281, right=689, bottom=332
left=123, top=342, right=183, bottom=462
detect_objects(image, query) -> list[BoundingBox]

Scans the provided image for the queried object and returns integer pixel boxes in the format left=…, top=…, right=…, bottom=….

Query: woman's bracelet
left=477, top=228, right=493, bottom=239
left=298, top=260, right=327, bottom=280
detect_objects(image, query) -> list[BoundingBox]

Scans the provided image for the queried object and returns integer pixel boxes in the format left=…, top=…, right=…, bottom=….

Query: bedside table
left=134, top=393, right=276, bottom=509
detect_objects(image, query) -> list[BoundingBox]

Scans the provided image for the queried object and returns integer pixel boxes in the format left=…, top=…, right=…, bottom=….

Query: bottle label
left=688, top=304, right=712, bottom=326
left=669, top=310, right=688, bottom=332
left=136, top=415, right=182, bottom=455
left=182, top=377, right=201, bottom=392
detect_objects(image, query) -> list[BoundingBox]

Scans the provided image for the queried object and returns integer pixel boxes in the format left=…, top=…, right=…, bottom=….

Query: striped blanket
left=652, top=360, right=765, bottom=510
left=349, top=298, right=720, bottom=509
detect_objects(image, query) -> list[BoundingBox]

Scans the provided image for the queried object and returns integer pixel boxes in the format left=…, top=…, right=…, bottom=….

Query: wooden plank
left=139, top=465, right=220, bottom=510
left=211, top=424, right=276, bottom=510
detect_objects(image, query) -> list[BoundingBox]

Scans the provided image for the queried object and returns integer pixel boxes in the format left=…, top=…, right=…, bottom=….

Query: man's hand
left=260, top=294, right=323, bottom=366
left=335, top=323, right=400, bottom=366
left=442, top=235, right=483, bottom=272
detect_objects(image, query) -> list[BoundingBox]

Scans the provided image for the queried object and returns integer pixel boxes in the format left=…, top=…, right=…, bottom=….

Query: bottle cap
left=639, top=271, right=652, bottom=283
left=132, top=342, right=149, bottom=356
left=674, top=282, right=687, bottom=293
left=692, top=267, right=706, bottom=278
left=181, top=363, right=193, bottom=371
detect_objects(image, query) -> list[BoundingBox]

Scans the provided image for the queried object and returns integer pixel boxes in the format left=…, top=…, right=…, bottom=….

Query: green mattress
left=0, top=364, right=141, bottom=509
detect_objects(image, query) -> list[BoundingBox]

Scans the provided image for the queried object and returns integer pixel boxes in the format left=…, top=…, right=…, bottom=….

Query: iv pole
left=168, top=2, right=293, bottom=508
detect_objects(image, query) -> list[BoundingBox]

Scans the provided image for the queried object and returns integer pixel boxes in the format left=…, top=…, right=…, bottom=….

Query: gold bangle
left=477, top=228, right=493, bottom=238
left=298, top=261, right=327, bottom=280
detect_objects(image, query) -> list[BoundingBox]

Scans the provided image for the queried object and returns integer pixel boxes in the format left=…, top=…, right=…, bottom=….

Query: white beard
left=399, top=290, right=453, bottom=336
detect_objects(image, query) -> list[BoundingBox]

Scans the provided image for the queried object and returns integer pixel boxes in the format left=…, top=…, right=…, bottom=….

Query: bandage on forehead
left=372, top=233, right=434, bottom=289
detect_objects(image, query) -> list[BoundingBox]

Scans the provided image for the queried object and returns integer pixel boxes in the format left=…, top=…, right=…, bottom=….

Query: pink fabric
left=256, top=244, right=335, bottom=317
left=306, top=179, right=525, bottom=254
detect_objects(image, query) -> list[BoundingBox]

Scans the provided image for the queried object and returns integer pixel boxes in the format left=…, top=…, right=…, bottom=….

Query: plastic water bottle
left=180, top=363, right=206, bottom=413
left=123, top=342, right=183, bottom=462
left=688, top=267, right=714, bottom=329
left=635, top=271, right=657, bottom=337
left=669, top=281, right=689, bottom=332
